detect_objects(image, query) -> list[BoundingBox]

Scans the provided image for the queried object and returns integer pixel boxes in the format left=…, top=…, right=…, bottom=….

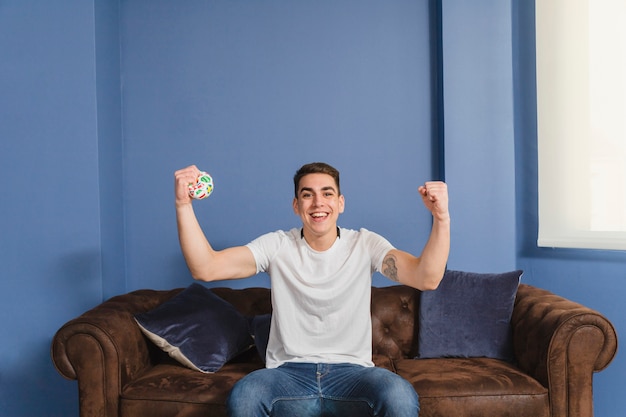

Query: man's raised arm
left=381, top=181, right=450, bottom=291
left=175, top=165, right=257, bottom=282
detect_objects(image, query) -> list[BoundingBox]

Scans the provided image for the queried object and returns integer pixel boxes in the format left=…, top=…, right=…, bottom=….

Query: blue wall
left=0, top=1, right=623, bottom=416
left=119, top=0, right=436, bottom=291
left=95, top=0, right=127, bottom=300
left=0, top=2, right=103, bottom=415
left=440, top=0, right=517, bottom=273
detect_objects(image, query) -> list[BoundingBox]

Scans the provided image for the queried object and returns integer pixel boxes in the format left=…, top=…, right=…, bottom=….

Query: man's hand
left=174, top=165, right=202, bottom=208
left=418, top=181, right=449, bottom=222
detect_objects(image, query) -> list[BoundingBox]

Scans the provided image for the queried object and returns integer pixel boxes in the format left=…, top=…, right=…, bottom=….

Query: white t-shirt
left=246, top=227, right=394, bottom=369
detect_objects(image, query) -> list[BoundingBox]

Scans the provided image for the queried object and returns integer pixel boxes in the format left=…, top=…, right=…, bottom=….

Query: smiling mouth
left=310, top=212, right=328, bottom=219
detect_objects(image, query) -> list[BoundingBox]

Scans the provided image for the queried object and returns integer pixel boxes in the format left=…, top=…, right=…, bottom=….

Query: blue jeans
left=226, top=362, right=420, bottom=417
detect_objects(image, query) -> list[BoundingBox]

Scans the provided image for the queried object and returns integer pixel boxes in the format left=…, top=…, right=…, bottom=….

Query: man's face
left=293, top=173, right=345, bottom=240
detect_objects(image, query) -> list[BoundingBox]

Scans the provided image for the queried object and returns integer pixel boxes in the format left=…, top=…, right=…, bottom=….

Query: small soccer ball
left=189, top=171, right=214, bottom=200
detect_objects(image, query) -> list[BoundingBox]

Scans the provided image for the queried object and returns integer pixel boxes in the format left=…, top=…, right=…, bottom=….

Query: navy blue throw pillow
left=249, top=313, right=272, bottom=363
left=135, top=283, right=254, bottom=373
left=417, top=270, right=523, bottom=361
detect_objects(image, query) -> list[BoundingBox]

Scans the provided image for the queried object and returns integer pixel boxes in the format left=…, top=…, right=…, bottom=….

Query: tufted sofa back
left=206, top=285, right=421, bottom=361
left=371, top=286, right=420, bottom=359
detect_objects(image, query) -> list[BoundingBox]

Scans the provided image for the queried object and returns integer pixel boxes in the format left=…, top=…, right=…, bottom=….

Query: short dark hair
left=293, top=162, right=341, bottom=197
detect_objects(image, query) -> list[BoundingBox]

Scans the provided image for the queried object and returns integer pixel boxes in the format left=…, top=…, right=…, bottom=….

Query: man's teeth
left=311, top=213, right=327, bottom=218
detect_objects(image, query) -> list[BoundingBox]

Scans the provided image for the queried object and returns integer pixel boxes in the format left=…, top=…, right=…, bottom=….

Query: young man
left=174, top=162, right=450, bottom=417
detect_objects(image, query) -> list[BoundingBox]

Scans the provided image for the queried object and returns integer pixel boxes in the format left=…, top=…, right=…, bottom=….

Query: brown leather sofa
left=51, top=284, right=617, bottom=417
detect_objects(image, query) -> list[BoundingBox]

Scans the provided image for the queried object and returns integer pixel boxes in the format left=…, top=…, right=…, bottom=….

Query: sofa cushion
left=135, top=283, right=254, bottom=373
left=121, top=360, right=264, bottom=417
left=395, top=357, right=549, bottom=417
left=417, top=270, right=522, bottom=361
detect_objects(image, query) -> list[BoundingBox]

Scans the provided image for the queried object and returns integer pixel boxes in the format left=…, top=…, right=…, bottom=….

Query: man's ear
left=292, top=197, right=299, bottom=214
left=339, top=194, right=345, bottom=213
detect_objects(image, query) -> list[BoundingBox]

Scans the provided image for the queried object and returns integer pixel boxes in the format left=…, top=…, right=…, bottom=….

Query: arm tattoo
left=383, top=254, right=399, bottom=282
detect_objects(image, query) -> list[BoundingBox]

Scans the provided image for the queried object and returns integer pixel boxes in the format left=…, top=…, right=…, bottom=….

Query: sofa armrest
left=51, top=288, right=182, bottom=417
left=511, top=284, right=618, bottom=417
